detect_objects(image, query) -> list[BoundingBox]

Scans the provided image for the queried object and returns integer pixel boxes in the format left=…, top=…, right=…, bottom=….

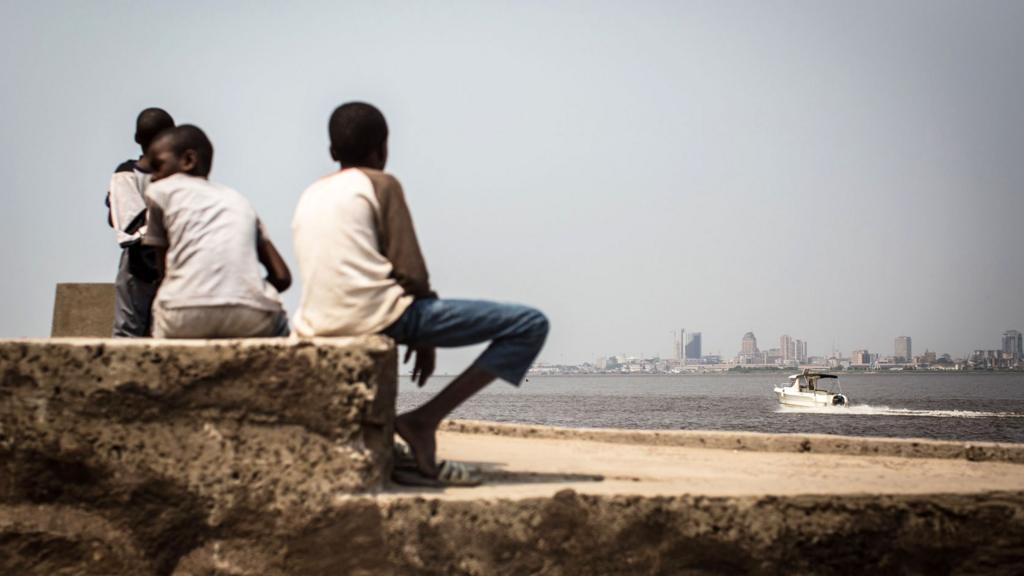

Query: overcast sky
left=2, top=0, right=1022, bottom=371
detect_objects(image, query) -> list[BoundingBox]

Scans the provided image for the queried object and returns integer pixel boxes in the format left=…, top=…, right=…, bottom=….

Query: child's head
left=329, top=102, right=389, bottom=169
left=148, top=125, right=214, bottom=182
left=134, top=108, right=175, bottom=154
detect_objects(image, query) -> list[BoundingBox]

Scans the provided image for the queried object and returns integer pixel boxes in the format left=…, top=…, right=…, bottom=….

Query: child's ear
left=181, top=149, right=198, bottom=173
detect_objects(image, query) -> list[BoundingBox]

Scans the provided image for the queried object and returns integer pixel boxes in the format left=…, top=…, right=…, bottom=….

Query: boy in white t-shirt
left=142, top=125, right=291, bottom=338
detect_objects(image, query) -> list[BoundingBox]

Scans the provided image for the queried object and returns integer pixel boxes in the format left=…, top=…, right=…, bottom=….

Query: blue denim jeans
left=383, top=299, right=549, bottom=385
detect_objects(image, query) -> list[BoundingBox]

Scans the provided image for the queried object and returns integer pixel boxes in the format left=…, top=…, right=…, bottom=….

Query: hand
left=404, top=346, right=436, bottom=387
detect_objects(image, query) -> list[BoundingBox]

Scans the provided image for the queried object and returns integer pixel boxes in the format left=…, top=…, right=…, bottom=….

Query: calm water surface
left=398, top=372, right=1024, bottom=443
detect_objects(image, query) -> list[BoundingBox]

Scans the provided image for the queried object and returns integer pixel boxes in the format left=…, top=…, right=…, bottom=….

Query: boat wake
left=776, top=404, right=1024, bottom=419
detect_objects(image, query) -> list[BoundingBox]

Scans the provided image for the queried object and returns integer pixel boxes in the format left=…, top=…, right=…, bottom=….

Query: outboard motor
left=832, top=394, right=848, bottom=407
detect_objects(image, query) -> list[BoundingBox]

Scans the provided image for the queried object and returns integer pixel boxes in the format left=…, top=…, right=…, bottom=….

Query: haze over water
left=399, top=372, right=1024, bottom=443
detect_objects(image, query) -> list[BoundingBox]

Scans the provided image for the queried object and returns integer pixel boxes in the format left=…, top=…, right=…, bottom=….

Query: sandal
left=393, top=441, right=417, bottom=469
left=437, top=460, right=483, bottom=487
left=390, top=459, right=483, bottom=487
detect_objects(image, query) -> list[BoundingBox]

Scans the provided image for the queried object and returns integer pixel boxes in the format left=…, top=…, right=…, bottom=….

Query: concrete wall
left=50, top=283, right=115, bottom=337
left=0, top=336, right=397, bottom=575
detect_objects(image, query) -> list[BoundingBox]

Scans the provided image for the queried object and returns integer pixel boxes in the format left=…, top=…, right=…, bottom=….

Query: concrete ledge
left=50, top=283, right=115, bottom=337
left=373, top=490, right=1024, bottom=575
left=441, top=418, right=1024, bottom=463
left=111, top=491, right=1024, bottom=575
left=1, top=336, right=397, bottom=574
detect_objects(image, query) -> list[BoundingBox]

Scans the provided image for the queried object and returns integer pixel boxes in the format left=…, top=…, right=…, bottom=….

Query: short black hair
left=135, top=107, right=175, bottom=152
left=167, top=124, right=214, bottom=177
left=328, top=102, right=388, bottom=165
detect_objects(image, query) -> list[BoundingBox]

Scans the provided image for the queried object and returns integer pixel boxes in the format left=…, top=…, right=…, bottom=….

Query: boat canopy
left=788, top=372, right=838, bottom=380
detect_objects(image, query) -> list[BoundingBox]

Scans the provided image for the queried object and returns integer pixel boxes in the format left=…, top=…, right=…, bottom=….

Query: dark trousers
left=113, top=248, right=157, bottom=337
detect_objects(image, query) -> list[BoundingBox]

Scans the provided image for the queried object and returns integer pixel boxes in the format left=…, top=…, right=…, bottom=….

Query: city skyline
left=586, top=327, right=1020, bottom=366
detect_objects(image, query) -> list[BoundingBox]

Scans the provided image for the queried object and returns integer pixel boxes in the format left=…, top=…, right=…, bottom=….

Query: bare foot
left=395, top=413, right=438, bottom=478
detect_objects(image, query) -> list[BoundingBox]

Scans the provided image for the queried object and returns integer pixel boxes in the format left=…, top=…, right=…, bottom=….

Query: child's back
left=293, top=168, right=428, bottom=337
left=142, top=125, right=291, bottom=339
left=146, top=174, right=282, bottom=313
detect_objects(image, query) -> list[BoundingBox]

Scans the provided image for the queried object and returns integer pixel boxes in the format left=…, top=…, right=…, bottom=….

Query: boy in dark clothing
left=106, top=107, right=174, bottom=337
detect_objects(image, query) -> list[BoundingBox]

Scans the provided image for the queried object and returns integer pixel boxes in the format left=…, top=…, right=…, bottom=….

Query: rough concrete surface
left=375, top=491, right=1024, bottom=576
left=0, top=336, right=396, bottom=575
left=50, top=283, right=115, bottom=337
left=2, top=337, right=1023, bottom=575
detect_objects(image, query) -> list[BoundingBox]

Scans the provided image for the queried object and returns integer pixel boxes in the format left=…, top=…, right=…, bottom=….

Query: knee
left=520, top=307, right=549, bottom=341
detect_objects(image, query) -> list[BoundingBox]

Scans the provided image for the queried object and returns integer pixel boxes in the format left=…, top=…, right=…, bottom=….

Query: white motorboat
left=773, top=370, right=848, bottom=408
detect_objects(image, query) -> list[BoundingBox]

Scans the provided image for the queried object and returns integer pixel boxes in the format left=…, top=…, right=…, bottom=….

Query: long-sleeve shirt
left=291, top=168, right=435, bottom=337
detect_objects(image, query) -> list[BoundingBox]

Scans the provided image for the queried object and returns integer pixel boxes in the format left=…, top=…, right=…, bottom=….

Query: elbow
left=270, top=274, right=291, bottom=294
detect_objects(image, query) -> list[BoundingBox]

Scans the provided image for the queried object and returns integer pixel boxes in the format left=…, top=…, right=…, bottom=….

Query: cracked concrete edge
left=170, top=490, right=1024, bottom=576
left=439, top=419, right=1024, bottom=463
left=0, top=334, right=396, bottom=351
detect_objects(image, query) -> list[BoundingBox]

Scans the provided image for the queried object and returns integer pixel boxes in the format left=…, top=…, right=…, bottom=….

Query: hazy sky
left=2, top=1, right=1022, bottom=371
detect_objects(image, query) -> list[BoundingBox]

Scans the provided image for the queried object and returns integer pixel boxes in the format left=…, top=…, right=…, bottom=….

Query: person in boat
left=290, top=102, right=550, bottom=486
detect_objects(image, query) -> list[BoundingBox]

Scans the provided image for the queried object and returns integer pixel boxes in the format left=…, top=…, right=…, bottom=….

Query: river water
left=397, top=372, right=1024, bottom=443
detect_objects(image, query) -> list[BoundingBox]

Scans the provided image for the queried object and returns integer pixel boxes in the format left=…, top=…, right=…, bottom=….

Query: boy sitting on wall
left=142, top=125, right=292, bottom=338
left=291, top=102, right=549, bottom=485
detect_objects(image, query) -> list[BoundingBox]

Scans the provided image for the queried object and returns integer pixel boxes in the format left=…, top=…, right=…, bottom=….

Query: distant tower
left=678, top=328, right=686, bottom=360
left=741, top=332, right=758, bottom=356
left=685, top=332, right=702, bottom=361
left=780, top=335, right=794, bottom=363
left=895, top=336, right=912, bottom=363
left=795, top=339, right=807, bottom=363
left=1003, top=330, right=1023, bottom=359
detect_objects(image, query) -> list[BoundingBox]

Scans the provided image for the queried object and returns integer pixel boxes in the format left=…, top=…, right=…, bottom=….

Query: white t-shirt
left=143, top=173, right=283, bottom=312
left=107, top=160, right=151, bottom=247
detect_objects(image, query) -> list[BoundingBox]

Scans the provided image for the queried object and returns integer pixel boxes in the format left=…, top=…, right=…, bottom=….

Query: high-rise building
left=852, top=349, right=871, bottom=365
left=1003, top=330, right=1023, bottom=359
left=780, top=335, right=794, bottom=363
left=685, top=332, right=702, bottom=360
left=795, top=339, right=807, bottom=363
left=895, top=336, right=912, bottom=363
left=677, top=328, right=686, bottom=360
left=741, top=332, right=758, bottom=356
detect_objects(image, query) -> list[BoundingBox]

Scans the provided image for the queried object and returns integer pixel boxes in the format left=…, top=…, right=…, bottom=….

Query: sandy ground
left=381, top=430, right=1024, bottom=501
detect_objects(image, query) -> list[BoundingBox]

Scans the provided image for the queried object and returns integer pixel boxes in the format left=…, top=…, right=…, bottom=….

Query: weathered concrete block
left=50, top=283, right=116, bottom=337
left=0, top=336, right=396, bottom=575
left=374, top=491, right=1024, bottom=575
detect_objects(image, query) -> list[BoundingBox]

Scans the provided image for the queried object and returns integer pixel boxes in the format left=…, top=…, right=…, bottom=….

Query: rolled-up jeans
left=383, top=299, right=549, bottom=385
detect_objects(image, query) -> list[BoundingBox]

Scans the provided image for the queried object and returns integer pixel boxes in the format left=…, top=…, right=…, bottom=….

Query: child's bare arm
left=257, top=223, right=291, bottom=293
